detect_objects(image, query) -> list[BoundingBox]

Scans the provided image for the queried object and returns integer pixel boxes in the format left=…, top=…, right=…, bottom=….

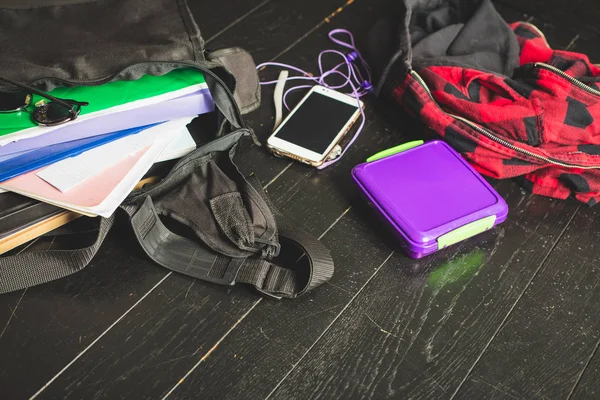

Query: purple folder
left=0, top=124, right=159, bottom=182
left=0, top=89, right=213, bottom=157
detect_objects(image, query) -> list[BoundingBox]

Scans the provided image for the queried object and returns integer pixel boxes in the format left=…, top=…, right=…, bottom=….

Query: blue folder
left=0, top=123, right=161, bottom=183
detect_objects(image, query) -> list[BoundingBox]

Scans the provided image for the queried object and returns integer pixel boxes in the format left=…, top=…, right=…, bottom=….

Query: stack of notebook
left=0, top=68, right=214, bottom=254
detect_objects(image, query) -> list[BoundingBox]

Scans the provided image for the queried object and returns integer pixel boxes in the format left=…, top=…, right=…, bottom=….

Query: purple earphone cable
left=256, top=29, right=372, bottom=169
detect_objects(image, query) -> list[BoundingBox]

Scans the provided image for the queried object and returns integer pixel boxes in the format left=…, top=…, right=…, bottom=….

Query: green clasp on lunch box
left=437, top=215, right=497, bottom=250
left=367, top=140, right=424, bottom=162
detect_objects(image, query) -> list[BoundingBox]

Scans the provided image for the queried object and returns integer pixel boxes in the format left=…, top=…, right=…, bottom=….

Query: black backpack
left=0, top=0, right=334, bottom=298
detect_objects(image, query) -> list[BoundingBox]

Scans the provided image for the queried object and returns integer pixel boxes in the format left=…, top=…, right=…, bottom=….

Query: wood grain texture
left=171, top=7, right=587, bottom=400
left=269, top=186, right=580, bottom=400
left=455, top=206, right=600, bottom=399
left=205, top=0, right=369, bottom=188
left=566, top=32, right=600, bottom=63
left=571, top=304, right=600, bottom=400
left=214, top=0, right=379, bottom=188
left=36, top=274, right=260, bottom=400
left=188, top=0, right=272, bottom=43
left=496, top=0, right=600, bottom=36
left=445, top=20, right=600, bottom=400
left=0, top=223, right=173, bottom=400
left=170, top=209, right=396, bottom=400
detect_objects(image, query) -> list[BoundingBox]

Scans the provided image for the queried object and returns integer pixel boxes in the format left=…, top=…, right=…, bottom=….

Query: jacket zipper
left=521, top=22, right=600, bottom=91
left=533, top=62, right=600, bottom=96
left=409, top=70, right=600, bottom=170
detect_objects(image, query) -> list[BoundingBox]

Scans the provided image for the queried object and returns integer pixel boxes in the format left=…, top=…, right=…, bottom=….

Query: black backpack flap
left=121, top=130, right=334, bottom=299
left=125, top=130, right=278, bottom=259
left=207, top=48, right=262, bottom=115
left=0, top=0, right=333, bottom=298
left=0, top=0, right=260, bottom=120
left=0, top=0, right=203, bottom=88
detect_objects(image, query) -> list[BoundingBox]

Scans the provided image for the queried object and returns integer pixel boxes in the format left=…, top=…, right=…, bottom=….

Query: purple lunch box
left=352, top=140, right=508, bottom=258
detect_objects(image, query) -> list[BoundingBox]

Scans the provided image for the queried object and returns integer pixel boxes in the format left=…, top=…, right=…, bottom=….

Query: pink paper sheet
left=0, top=146, right=150, bottom=209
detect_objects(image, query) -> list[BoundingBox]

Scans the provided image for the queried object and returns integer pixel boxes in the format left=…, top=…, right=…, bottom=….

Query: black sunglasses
left=0, top=75, right=88, bottom=127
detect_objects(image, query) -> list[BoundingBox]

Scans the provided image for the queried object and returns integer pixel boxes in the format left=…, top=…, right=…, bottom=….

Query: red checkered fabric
left=394, top=22, right=600, bottom=206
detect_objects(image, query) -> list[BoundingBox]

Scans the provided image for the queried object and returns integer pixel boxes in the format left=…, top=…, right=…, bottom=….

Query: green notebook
left=0, top=68, right=207, bottom=139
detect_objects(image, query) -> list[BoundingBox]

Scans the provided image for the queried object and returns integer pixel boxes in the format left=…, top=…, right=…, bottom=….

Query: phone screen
left=273, top=91, right=359, bottom=154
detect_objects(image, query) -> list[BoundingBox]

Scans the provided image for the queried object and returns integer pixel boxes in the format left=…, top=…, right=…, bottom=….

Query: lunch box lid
left=352, top=140, right=508, bottom=250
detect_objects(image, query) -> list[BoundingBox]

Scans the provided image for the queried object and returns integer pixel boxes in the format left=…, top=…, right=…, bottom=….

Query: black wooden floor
left=2, top=1, right=600, bottom=399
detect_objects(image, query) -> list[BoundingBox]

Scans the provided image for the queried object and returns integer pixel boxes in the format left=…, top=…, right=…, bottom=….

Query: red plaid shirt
left=394, top=22, right=600, bottom=206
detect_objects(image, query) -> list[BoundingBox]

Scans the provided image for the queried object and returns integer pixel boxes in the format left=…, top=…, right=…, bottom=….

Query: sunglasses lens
left=0, top=91, right=31, bottom=112
left=33, top=102, right=79, bottom=126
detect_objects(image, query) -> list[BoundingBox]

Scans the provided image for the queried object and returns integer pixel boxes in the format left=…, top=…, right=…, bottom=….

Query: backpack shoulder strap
left=125, top=196, right=333, bottom=299
left=0, top=216, right=114, bottom=294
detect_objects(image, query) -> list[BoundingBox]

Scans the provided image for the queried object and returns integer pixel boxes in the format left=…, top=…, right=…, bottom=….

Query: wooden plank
left=571, top=330, right=600, bottom=399
left=224, top=13, right=585, bottom=400
left=442, top=22, right=600, bottom=400
left=267, top=185, right=579, bottom=399
left=0, top=223, right=174, bottom=400
left=496, top=0, right=600, bottom=35
left=1, top=2, right=593, bottom=400
left=39, top=274, right=261, bottom=400
left=210, top=0, right=375, bottom=188
left=205, top=0, right=357, bottom=63
left=565, top=32, right=600, bottom=62
left=20, top=1, right=375, bottom=399
left=455, top=205, right=600, bottom=399
left=189, top=0, right=271, bottom=42
left=166, top=210, right=396, bottom=400
left=510, top=0, right=600, bottom=35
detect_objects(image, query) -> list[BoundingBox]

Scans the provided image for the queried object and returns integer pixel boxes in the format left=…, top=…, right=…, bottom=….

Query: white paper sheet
left=37, top=120, right=193, bottom=192
left=155, top=128, right=196, bottom=163
left=0, top=120, right=186, bottom=218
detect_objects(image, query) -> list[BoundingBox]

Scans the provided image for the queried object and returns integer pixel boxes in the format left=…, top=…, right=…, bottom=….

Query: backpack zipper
left=533, top=62, right=600, bottom=96
left=409, top=70, right=600, bottom=170
left=25, top=61, right=245, bottom=129
left=29, top=60, right=256, bottom=201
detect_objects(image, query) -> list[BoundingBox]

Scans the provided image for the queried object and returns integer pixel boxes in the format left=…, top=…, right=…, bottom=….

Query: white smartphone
left=267, top=85, right=363, bottom=167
